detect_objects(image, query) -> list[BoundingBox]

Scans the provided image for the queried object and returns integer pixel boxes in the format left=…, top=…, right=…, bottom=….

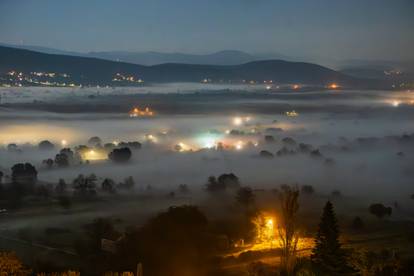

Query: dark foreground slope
left=0, top=46, right=383, bottom=88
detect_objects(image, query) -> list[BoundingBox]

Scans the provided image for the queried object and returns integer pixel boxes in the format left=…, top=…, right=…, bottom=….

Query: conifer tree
left=311, top=201, right=352, bottom=274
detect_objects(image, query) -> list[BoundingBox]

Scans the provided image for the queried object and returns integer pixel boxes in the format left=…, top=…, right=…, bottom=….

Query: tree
left=0, top=251, right=31, bottom=275
left=218, top=173, right=240, bottom=189
left=38, top=140, right=55, bottom=151
left=11, top=163, right=37, bottom=187
left=55, top=153, right=69, bottom=167
left=0, top=171, right=3, bottom=184
left=116, top=206, right=210, bottom=276
left=55, top=178, right=67, bottom=195
left=178, top=184, right=189, bottom=194
left=369, top=203, right=392, bottom=219
left=205, top=173, right=241, bottom=194
left=205, top=176, right=224, bottom=193
left=124, top=176, right=135, bottom=189
left=88, top=136, right=102, bottom=146
left=310, top=149, right=323, bottom=158
left=102, top=178, right=116, bottom=193
left=301, top=185, right=315, bottom=195
left=259, top=150, right=274, bottom=158
left=236, top=186, right=255, bottom=210
left=42, top=158, right=54, bottom=168
left=109, top=148, right=132, bottom=163
left=264, top=135, right=275, bottom=143
left=118, top=176, right=135, bottom=190
left=7, top=143, right=19, bottom=152
left=72, top=174, right=97, bottom=197
left=282, top=137, right=296, bottom=146
left=278, top=186, right=300, bottom=275
left=119, top=141, right=142, bottom=150
left=311, top=201, right=352, bottom=274
left=350, top=249, right=401, bottom=276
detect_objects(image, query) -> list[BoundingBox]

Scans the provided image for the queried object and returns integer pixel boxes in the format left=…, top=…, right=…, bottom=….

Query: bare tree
left=278, top=185, right=300, bottom=275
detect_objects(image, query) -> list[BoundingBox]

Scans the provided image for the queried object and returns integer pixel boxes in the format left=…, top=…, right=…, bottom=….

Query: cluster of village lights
left=53, top=110, right=301, bottom=158
left=233, top=116, right=251, bottom=126
left=389, top=99, right=414, bottom=107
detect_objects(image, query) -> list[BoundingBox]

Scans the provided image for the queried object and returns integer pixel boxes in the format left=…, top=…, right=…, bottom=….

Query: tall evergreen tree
left=311, top=201, right=352, bottom=275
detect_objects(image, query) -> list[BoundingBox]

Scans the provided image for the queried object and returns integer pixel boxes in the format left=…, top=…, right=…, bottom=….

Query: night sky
left=1, top=0, right=413, bottom=62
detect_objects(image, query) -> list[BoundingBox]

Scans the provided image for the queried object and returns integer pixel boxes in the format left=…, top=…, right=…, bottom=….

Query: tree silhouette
left=205, top=176, right=223, bottom=193
left=311, top=201, right=352, bottom=274
left=42, top=158, right=54, bottom=168
left=102, top=178, right=116, bottom=193
left=0, top=252, right=31, bottom=275
left=88, top=136, right=102, bottom=146
left=38, top=140, right=55, bottom=151
left=55, top=153, right=69, bottom=167
left=278, top=185, right=300, bottom=275
left=259, top=150, right=274, bottom=158
left=11, top=163, right=37, bottom=187
left=72, top=174, right=97, bottom=197
left=236, top=186, right=255, bottom=211
left=369, top=203, right=392, bottom=219
left=218, top=173, right=240, bottom=189
left=55, top=178, right=67, bottom=195
left=109, top=148, right=132, bottom=163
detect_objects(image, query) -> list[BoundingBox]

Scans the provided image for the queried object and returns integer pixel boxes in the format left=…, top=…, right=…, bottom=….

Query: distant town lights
left=328, top=83, right=340, bottom=89
left=392, top=100, right=401, bottom=107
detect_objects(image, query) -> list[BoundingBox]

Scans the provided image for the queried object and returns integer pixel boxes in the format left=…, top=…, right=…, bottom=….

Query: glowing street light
left=233, top=117, right=243, bottom=126
left=235, top=141, right=244, bottom=150
left=328, top=83, right=340, bottom=89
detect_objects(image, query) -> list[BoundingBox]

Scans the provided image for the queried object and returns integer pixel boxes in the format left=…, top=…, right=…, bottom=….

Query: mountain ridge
left=0, top=45, right=382, bottom=88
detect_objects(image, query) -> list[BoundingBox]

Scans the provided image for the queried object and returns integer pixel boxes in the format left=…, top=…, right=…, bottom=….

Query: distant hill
left=87, top=50, right=263, bottom=66
left=0, top=42, right=83, bottom=57
left=0, top=43, right=265, bottom=65
left=0, top=45, right=382, bottom=88
left=340, top=67, right=388, bottom=80
left=0, top=43, right=289, bottom=66
left=339, top=59, right=414, bottom=80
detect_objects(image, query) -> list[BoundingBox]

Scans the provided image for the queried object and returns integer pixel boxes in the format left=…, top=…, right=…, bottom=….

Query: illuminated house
left=129, top=107, right=155, bottom=117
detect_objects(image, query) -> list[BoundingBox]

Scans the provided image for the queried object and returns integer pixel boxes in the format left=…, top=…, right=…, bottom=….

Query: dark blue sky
left=1, top=0, right=413, bottom=62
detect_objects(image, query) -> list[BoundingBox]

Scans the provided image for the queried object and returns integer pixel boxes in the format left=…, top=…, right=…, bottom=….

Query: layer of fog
left=0, top=87, right=413, bottom=200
